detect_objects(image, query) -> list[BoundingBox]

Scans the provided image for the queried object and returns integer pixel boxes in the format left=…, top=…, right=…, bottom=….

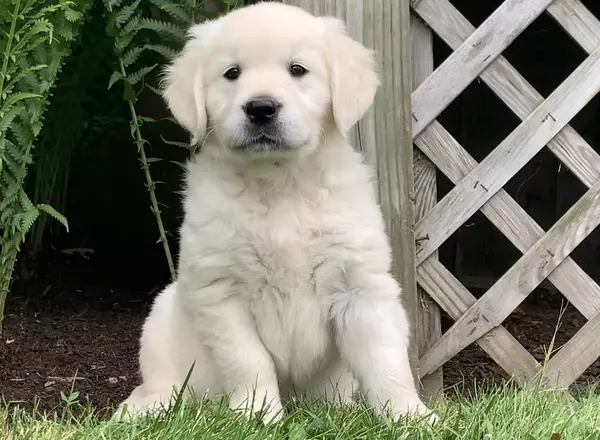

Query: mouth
left=232, top=134, right=292, bottom=154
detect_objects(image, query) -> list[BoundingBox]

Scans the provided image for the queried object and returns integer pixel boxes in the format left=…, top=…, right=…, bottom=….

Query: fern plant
left=102, top=0, right=243, bottom=280
left=0, top=0, right=90, bottom=331
left=27, top=4, right=125, bottom=257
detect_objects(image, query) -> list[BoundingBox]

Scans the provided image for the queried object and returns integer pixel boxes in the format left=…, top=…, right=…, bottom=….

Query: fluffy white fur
left=114, top=2, right=434, bottom=424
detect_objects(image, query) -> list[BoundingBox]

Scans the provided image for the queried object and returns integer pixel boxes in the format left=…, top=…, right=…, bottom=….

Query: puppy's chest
left=234, top=206, right=347, bottom=379
left=235, top=209, right=346, bottom=298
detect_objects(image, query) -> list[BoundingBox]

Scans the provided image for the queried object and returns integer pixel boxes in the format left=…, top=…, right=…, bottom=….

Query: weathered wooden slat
left=284, top=0, right=419, bottom=379
left=535, top=309, right=600, bottom=388
left=419, top=175, right=600, bottom=376
left=413, top=0, right=600, bottom=190
left=385, top=0, right=420, bottom=376
left=414, top=44, right=600, bottom=266
left=459, top=276, right=558, bottom=293
left=547, top=0, right=600, bottom=54
left=415, top=122, right=600, bottom=318
left=410, top=0, right=553, bottom=138
left=354, top=1, right=378, bottom=172
left=412, top=0, right=600, bottom=381
left=417, top=259, right=540, bottom=383
left=411, top=15, right=443, bottom=398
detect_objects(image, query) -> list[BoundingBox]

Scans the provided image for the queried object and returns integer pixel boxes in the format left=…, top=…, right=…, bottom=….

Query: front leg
left=184, top=288, right=283, bottom=422
left=332, top=272, right=436, bottom=422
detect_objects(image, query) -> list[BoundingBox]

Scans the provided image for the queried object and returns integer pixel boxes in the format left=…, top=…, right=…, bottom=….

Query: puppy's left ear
left=162, top=20, right=221, bottom=144
left=322, top=17, right=378, bottom=134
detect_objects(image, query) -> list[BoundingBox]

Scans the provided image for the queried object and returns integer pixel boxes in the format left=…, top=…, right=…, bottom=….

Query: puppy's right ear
left=321, top=17, right=378, bottom=135
left=162, top=20, right=221, bottom=144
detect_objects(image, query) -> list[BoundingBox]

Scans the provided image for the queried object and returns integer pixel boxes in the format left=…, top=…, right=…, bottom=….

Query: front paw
left=229, top=387, right=283, bottom=423
left=111, top=401, right=156, bottom=422
left=382, top=398, right=439, bottom=425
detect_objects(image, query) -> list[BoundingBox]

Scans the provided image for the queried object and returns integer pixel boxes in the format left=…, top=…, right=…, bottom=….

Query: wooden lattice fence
left=282, top=0, right=600, bottom=398
left=411, top=0, right=600, bottom=396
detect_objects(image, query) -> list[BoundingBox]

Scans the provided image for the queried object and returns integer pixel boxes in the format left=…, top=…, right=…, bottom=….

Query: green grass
left=2, top=385, right=600, bottom=439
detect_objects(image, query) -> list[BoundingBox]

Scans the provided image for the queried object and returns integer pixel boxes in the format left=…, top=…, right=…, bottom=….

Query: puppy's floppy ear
left=162, top=20, right=221, bottom=144
left=322, top=17, right=378, bottom=134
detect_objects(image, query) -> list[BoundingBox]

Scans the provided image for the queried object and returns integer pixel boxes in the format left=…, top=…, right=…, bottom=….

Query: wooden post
left=411, top=15, right=443, bottom=399
left=282, top=0, right=420, bottom=386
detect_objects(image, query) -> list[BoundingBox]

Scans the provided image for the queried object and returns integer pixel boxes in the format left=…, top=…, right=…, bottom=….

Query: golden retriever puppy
left=114, top=1, right=434, bottom=424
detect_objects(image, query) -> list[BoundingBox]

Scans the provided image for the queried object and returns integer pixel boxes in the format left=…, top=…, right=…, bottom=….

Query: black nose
left=244, top=98, right=281, bottom=124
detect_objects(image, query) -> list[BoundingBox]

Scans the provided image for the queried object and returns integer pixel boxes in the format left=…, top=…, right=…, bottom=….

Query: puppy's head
left=162, top=2, right=378, bottom=158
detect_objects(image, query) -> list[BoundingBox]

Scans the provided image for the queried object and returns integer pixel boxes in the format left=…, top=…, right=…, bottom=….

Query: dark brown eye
left=289, top=63, right=308, bottom=77
left=224, top=66, right=241, bottom=80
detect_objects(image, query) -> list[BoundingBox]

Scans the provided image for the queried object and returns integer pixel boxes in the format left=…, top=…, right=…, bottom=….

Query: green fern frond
left=9, top=121, right=32, bottom=146
left=122, top=46, right=144, bottom=67
left=1, top=92, right=42, bottom=115
left=17, top=1, right=38, bottom=18
left=143, top=44, right=178, bottom=60
left=127, top=64, right=157, bottom=85
left=0, top=163, right=16, bottom=185
left=0, top=0, right=91, bottom=328
left=0, top=210, right=14, bottom=227
left=30, top=119, right=43, bottom=137
left=160, top=135, right=189, bottom=149
left=64, top=6, right=83, bottom=22
left=147, top=0, right=192, bottom=25
left=18, top=189, right=35, bottom=211
left=115, top=0, right=142, bottom=28
left=4, top=140, right=27, bottom=165
left=3, top=64, right=48, bottom=96
left=103, top=0, right=125, bottom=12
left=12, top=36, right=52, bottom=66
left=115, top=14, right=142, bottom=51
left=19, top=207, right=40, bottom=236
left=146, top=83, right=161, bottom=95
left=11, top=20, right=54, bottom=53
left=139, top=18, right=186, bottom=41
left=0, top=146, right=5, bottom=174
left=37, top=203, right=69, bottom=231
left=2, top=155, right=22, bottom=178
left=0, top=202, right=15, bottom=219
left=119, top=12, right=142, bottom=36
left=54, top=14, right=77, bottom=40
left=0, top=106, right=24, bottom=134
left=95, top=0, right=244, bottom=287
left=0, top=187, right=19, bottom=211
left=107, top=71, right=123, bottom=89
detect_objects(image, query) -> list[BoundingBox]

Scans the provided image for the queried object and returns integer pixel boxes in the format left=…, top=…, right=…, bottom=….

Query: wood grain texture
left=415, top=122, right=600, bottom=319
left=411, top=0, right=600, bottom=385
left=284, top=0, right=420, bottom=378
left=420, top=175, right=600, bottom=375
left=378, top=0, right=419, bottom=377
left=417, top=259, right=540, bottom=383
left=414, top=0, right=600, bottom=190
left=410, top=0, right=553, bottom=138
left=414, top=44, right=600, bottom=266
left=548, top=0, right=600, bottom=54
left=411, top=15, right=443, bottom=398
left=535, top=309, right=600, bottom=388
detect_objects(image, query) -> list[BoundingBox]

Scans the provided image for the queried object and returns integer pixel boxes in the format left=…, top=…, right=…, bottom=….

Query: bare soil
left=1, top=254, right=598, bottom=415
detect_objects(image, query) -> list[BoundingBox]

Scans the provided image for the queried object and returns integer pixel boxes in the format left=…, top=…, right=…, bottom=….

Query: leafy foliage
left=26, top=4, right=128, bottom=256
left=101, top=0, right=243, bottom=279
left=0, top=0, right=243, bottom=330
left=0, top=0, right=90, bottom=330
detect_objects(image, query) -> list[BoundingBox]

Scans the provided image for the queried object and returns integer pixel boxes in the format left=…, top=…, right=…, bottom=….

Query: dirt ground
left=1, top=253, right=599, bottom=416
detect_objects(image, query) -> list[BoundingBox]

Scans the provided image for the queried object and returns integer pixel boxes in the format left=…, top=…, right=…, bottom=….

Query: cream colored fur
left=113, top=2, right=435, bottom=424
